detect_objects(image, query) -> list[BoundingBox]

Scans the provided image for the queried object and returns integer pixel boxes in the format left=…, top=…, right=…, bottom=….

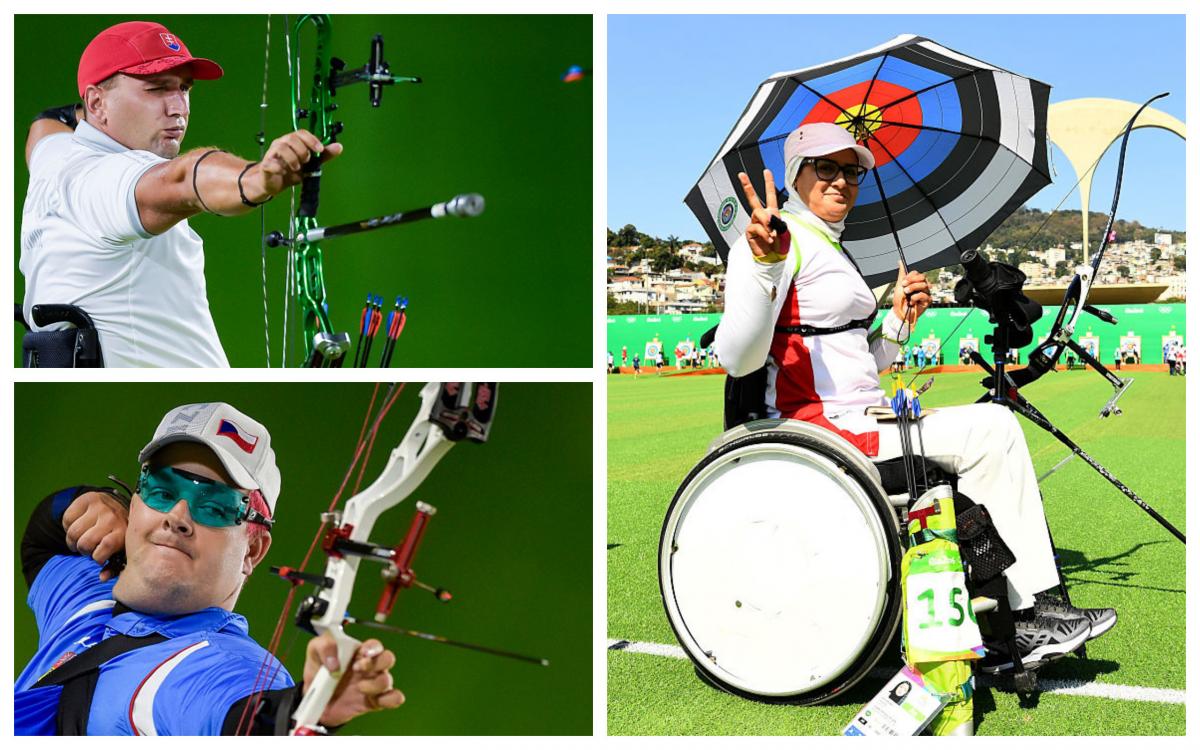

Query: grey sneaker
left=981, top=614, right=1090, bottom=673
left=1036, top=594, right=1117, bottom=640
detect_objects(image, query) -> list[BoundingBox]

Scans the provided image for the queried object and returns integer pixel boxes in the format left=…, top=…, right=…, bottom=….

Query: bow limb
left=1089, top=93, right=1169, bottom=276
left=289, top=15, right=345, bottom=366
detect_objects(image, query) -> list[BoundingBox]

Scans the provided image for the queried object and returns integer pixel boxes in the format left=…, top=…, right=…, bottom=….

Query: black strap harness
left=775, top=307, right=878, bottom=337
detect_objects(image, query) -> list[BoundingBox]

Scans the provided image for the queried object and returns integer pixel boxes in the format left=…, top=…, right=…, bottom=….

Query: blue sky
left=608, top=14, right=1186, bottom=241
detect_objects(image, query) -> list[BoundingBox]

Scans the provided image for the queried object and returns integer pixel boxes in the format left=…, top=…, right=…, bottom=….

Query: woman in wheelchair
left=712, top=123, right=1114, bottom=677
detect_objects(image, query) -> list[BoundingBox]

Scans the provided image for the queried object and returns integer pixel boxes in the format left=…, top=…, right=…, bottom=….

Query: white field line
left=607, top=638, right=1186, bottom=705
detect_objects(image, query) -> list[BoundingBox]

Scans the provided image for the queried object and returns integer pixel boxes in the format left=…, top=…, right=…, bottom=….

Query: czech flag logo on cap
left=217, top=419, right=258, bottom=454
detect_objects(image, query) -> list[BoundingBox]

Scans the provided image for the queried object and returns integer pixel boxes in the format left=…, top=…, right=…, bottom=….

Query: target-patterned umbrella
left=685, top=34, right=1052, bottom=287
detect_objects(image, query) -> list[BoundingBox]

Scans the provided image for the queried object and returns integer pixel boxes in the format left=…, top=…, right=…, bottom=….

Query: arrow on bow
left=236, top=383, right=546, bottom=736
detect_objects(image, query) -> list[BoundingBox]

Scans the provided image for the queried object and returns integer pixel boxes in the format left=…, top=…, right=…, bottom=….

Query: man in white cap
left=16, top=402, right=403, bottom=735
left=20, top=20, right=343, bottom=366
left=715, top=121, right=1115, bottom=675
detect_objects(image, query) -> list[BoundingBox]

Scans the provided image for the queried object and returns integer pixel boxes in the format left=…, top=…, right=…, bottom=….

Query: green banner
left=606, top=304, right=1186, bottom=365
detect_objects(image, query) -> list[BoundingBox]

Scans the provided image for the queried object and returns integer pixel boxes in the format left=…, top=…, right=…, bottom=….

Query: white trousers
left=847, top=402, right=1060, bottom=610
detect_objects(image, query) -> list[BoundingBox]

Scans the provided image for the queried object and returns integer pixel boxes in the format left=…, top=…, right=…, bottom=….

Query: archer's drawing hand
left=738, top=169, right=789, bottom=259
left=249, top=129, right=345, bottom=201
left=62, top=491, right=129, bottom=582
left=892, top=262, right=931, bottom=326
left=305, top=634, right=405, bottom=728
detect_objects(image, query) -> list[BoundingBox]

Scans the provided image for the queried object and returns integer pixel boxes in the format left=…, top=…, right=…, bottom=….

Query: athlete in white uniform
left=715, top=122, right=1114, bottom=666
left=20, top=21, right=344, bottom=367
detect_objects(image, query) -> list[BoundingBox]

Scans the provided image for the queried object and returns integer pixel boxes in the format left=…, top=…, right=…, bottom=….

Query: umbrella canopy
left=685, top=34, right=1052, bottom=287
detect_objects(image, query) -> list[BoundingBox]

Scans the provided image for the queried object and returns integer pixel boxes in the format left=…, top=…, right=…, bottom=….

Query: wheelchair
left=658, top=417, right=1037, bottom=707
left=15, top=303, right=103, bottom=367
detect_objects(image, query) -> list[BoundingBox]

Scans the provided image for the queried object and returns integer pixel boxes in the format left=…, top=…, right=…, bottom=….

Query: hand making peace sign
left=737, top=169, right=789, bottom=259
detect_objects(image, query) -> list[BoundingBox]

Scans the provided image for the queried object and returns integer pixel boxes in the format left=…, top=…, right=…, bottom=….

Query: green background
left=14, top=14, right=592, bottom=367
left=14, top=382, right=591, bottom=735
left=607, top=304, right=1187, bottom=364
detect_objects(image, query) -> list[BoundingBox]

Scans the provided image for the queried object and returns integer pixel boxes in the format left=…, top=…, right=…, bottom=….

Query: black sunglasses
left=801, top=157, right=869, bottom=186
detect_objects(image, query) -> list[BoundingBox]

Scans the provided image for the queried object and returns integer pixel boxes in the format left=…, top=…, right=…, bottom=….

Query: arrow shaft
left=346, top=617, right=549, bottom=666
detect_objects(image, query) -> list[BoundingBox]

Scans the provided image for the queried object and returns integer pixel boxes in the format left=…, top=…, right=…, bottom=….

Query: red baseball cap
left=77, top=21, right=223, bottom=98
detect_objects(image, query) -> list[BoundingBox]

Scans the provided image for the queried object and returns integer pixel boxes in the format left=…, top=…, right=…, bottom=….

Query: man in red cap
left=20, top=21, right=342, bottom=367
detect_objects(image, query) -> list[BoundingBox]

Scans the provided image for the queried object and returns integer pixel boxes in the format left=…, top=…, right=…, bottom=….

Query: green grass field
left=607, top=369, right=1185, bottom=735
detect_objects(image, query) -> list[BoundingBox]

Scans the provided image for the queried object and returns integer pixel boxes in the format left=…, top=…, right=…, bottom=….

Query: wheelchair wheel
left=659, top=419, right=903, bottom=705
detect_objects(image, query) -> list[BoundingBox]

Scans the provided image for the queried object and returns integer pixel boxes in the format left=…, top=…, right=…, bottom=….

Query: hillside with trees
left=608, top=207, right=1183, bottom=273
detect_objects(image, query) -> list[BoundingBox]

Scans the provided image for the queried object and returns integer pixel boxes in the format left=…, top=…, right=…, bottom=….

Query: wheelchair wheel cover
left=659, top=427, right=902, bottom=705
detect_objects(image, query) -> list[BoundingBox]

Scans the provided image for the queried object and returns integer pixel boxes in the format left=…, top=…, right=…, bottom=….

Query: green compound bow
left=258, top=15, right=484, bottom=367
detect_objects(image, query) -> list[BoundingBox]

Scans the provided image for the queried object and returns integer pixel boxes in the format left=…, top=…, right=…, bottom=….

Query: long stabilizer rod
left=267, top=193, right=485, bottom=247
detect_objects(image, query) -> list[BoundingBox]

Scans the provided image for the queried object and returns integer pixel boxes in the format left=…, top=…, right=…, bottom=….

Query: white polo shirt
left=20, top=121, right=229, bottom=367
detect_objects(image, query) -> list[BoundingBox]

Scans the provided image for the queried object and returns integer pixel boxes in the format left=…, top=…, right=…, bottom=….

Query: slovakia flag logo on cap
left=217, top=419, right=258, bottom=454
left=160, top=33, right=182, bottom=52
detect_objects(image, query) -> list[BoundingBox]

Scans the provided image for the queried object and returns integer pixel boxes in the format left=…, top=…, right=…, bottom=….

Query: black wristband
left=34, top=104, right=81, bottom=130
left=238, top=161, right=272, bottom=207
left=192, top=149, right=228, bottom=215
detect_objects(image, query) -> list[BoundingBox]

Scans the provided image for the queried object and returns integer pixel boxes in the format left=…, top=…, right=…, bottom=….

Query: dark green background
left=14, top=382, right=591, bottom=734
left=14, top=14, right=592, bottom=367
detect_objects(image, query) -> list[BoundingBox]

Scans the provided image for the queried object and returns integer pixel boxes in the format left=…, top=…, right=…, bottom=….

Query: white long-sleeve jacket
left=714, top=204, right=908, bottom=455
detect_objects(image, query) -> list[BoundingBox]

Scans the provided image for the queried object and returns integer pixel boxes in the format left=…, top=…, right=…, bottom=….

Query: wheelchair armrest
left=32, top=303, right=97, bottom=330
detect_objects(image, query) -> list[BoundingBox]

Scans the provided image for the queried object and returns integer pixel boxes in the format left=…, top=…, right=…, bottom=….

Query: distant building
left=678, top=243, right=720, bottom=266
left=1018, top=262, right=1046, bottom=282
left=1154, top=232, right=1173, bottom=247
left=1158, top=274, right=1187, bottom=301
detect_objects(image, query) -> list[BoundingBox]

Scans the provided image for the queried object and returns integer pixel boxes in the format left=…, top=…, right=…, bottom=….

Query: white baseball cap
left=783, top=122, right=876, bottom=189
left=139, top=402, right=281, bottom=512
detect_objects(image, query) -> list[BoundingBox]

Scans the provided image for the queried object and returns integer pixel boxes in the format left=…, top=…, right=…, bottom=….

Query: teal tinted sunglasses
left=136, top=465, right=274, bottom=529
